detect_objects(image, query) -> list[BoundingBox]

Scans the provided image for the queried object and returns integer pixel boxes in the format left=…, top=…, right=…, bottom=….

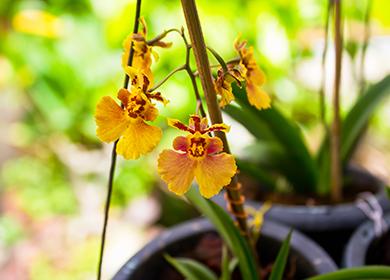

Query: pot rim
left=214, top=167, right=390, bottom=231
left=113, top=218, right=337, bottom=279
left=342, top=213, right=390, bottom=267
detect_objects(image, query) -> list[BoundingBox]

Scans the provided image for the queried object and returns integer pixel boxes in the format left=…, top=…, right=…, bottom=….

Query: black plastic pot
left=113, top=218, right=337, bottom=280
left=343, top=213, right=390, bottom=267
left=214, top=166, right=390, bottom=265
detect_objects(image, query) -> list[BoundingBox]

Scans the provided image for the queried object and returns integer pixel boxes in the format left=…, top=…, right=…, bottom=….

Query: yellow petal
left=216, top=81, right=235, bottom=108
left=248, top=66, right=266, bottom=86
left=143, top=104, right=159, bottom=121
left=158, top=150, right=196, bottom=196
left=95, top=96, right=128, bottom=142
left=246, top=83, right=271, bottom=110
left=204, top=123, right=230, bottom=134
left=168, top=118, right=192, bottom=132
left=195, top=153, right=237, bottom=198
left=122, top=35, right=132, bottom=68
left=116, top=120, right=162, bottom=159
left=12, top=9, right=63, bottom=38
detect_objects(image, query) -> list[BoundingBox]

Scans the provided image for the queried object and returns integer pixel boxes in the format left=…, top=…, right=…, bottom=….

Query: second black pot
left=113, top=218, right=336, bottom=280
left=343, top=213, right=390, bottom=267
left=214, top=166, right=390, bottom=265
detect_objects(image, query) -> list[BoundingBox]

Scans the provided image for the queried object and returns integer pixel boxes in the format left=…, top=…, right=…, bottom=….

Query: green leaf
left=317, top=75, right=390, bottom=194
left=225, top=88, right=318, bottom=193
left=268, top=230, right=292, bottom=280
left=236, top=159, right=277, bottom=192
left=220, top=246, right=238, bottom=280
left=341, top=75, right=390, bottom=162
left=220, top=246, right=230, bottom=280
left=164, top=255, right=218, bottom=280
left=186, top=188, right=258, bottom=280
left=306, top=266, right=390, bottom=280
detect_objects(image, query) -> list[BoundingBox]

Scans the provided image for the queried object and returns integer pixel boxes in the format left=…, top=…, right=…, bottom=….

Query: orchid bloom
left=95, top=68, right=168, bottom=159
left=158, top=115, right=237, bottom=198
left=214, top=64, right=246, bottom=108
left=234, top=37, right=271, bottom=110
left=122, top=17, right=172, bottom=82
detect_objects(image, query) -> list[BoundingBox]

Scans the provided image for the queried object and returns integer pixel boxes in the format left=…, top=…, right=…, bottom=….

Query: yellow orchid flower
left=158, top=115, right=237, bottom=199
left=214, top=65, right=246, bottom=108
left=95, top=69, right=167, bottom=159
left=12, top=9, right=63, bottom=38
left=122, top=17, right=172, bottom=82
left=234, top=37, right=271, bottom=110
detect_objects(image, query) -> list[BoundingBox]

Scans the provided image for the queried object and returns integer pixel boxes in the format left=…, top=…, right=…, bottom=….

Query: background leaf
left=268, top=230, right=292, bottom=280
left=306, top=266, right=390, bottom=280
left=165, top=255, right=218, bottom=280
left=317, top=75, right=390, bottom=194
left=225, top=87, right=318, bottom=193
left=186, top=188, right=258, bottom=280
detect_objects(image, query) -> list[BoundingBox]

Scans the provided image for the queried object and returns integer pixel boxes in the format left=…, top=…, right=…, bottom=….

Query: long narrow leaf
left=186, top=188, right=258, bottom=280
left=268, top=230, right=292, bottom=280
left=306, top=266, right=390, bottom=280
left=220, top=246, right=231, bottom=280
left=341, top=75, right=390, bottom=161
left=165, top=255, right=218, bottom=280
left=317, top=75, right=390, bottom=194
left=225, top=88, right=318, bottom=193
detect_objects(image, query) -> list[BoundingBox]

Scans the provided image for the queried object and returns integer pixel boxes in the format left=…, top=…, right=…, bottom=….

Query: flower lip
left=187, top=133, right=207, bottom=159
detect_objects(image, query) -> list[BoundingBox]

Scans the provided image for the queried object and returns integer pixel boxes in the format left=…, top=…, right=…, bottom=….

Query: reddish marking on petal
left=168, top=119, right=194, bottom=133
left=189, top=115, right=202, bottom=132
left=145, top=92, right=168, bottom=105
left=204, top=123, right=230, bottom=133
left=142, top=74, right=150, bottom=92
left=206, top=137, right=223, bottom=154
left=173, top=136, right=189, bottom=152
left=117, top=88, right=130, bottom=106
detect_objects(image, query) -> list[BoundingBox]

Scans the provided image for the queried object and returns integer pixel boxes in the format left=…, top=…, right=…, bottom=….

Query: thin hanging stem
left=97, top=1, right=142, bottom=279
left=148, top=64, right=186, bottom=92
left=319, top=0, right=333, bottom=128
left=331, top=0, right=343, bottom=203
left=359, top=0, right=372, bottom=95
left=180, top=0, right=251, bottom=244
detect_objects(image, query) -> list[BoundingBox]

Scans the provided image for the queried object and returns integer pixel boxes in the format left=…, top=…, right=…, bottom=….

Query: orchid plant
left=94, top=0, right=390, bottom=279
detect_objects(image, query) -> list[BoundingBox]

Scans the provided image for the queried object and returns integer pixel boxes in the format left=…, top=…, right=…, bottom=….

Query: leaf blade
left=186, top=188, right=258, bottom=280
left=165, top=255, right=218, bottom=280
left=268, top=230, right=292, bottom=280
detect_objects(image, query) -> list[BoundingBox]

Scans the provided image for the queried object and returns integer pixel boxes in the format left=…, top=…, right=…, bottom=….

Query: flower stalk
left=180, top=0, right=250, bottom=239
left=330, top=0, right=343, bottom=202
left=97, top=0, right=142, bottom=279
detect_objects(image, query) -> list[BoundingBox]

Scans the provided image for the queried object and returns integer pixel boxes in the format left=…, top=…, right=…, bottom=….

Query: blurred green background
left=0, top=0, right=389, bottom=279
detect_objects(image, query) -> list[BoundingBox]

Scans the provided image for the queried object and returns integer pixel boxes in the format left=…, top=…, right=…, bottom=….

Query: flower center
left=188, top=137, right=207, bottom=158
left=126, top=94, right=148, bottom=119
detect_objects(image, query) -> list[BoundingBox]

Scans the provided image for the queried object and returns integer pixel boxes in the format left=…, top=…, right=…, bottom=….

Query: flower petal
left=168, top=119, right=193, bottom=133
left=117, top=88, right=130, bottom=106
left=158, top=150, right=195, bottom=196
left=247, top=65, right=266, bottom=86
left=206, top=137, right=223, bottom=154
left=204, top=123, right=230, bottom=134
left=173, top=136, right=189, bottom=152
left=95, top=96, right=128, bottom=142
left=195, top=153, right=237, bottom=198
left=246, top=83, right=271, bottom=110
left=116, top=120, right=162, bottom=159
left=143, top=104, right=159, bottom=121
